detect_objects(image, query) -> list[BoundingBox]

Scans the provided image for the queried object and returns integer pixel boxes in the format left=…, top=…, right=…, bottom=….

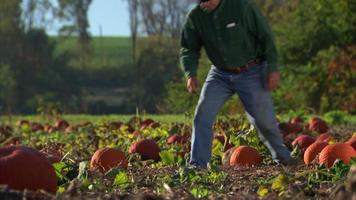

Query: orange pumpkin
left=31, top=122, right=44, bottom=132
left=229, top=145, right=262, bottom=166
left=308, top=117, right=328, bottom=133
left=292, top=135, right=316, bottom=152
left=0, top=146, right=58, bottom=193
left=167, top=134, right=188, bottom=145
left=304, top=141, right=328, bottom=165
left=289, top=116, right=304, bottom=124
left=222, top=146, right=238, bottom=166
left=287, top=123, right=304, bottom=134
left=316, top=133, right=332, bottom=142
left=319, top=143, right=356, bottom=168
left=129, top=139, right=160, bottom=161
left=16, top=120, right=30, bottom=127
left=140, top=119, right=155, bottom=129
left=90, top=148, right=128, bottom=173
left=345, top=136, right=356, bottom=151
left=54, top=119, right=69, bottom=131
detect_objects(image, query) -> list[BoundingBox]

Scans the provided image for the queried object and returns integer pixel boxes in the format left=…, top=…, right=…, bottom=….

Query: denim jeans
left=189, top=62, right=292, bottom=167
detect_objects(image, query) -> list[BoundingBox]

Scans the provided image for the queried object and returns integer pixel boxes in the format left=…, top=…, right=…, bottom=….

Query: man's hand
left=187, top=76, right=199, bottom=94
left=267, top=72, right=280, bottom=91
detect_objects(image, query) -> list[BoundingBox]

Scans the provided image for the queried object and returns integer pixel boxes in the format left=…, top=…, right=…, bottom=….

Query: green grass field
left=1, top=112, right=355, bottom=126
left=52, top=36, right=132, bottom=68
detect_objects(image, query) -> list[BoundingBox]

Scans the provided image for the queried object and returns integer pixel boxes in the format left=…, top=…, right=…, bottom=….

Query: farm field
left=52, top=36, right=132, bottom=68
left=0, top=113, right=356, bottom=199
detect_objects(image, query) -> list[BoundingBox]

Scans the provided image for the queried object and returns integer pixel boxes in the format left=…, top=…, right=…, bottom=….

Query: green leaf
left=190, top=186, right=209, bottom=198
left=113, top=171, right=129, bottom=189
left=212, top=139, right=223, bottom=157
left=159, top=150, right=177, bottom=165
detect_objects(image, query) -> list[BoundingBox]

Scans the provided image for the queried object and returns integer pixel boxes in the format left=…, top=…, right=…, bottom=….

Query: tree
left=57, top=0, right=93, bottom=68
left=137, top=0, right=192, bottom=37
left=0, top=0, right=24, bottom=113
left=22, top=0, right=54, bottom=32
left=126, top=0, right=139, bottom=63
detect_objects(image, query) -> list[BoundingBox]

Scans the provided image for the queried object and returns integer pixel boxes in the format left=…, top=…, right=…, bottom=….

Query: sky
left=88, top=0, right=130, bottom=36
left=45, top=0, right=130, bottom=36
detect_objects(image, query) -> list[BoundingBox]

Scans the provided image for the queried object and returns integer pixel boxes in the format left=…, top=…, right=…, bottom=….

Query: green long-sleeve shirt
left=180, top=0, right=279, bottom=78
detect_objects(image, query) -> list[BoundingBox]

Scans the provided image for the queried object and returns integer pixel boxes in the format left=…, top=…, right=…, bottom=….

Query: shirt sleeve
left=244, top=1, right=279, bottom=73
left=179, top=16, right=202, bottom=78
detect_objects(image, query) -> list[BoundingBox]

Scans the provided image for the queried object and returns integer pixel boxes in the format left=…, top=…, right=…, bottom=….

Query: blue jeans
left=189, top=62, right=292, bottom=167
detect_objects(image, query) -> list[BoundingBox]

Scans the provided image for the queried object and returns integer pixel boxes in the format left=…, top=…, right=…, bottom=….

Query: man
left=180, top=0, right=297, bottom=168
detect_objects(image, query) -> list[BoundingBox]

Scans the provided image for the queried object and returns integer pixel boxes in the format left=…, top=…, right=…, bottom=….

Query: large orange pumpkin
left=90, top=148, right=128, bottom=173
left=345, top=136, right=356, bottom=151
left=0, top=146, right=58, bottom=193
left=129, top=139, right=160, bottom=161
left=304, top=141, right=328, bottom=165
left=319, top=143, right=356, bottom=168
left=229, top=145, right=262, bottom=166
left=292, top=135, right=316, bottom=152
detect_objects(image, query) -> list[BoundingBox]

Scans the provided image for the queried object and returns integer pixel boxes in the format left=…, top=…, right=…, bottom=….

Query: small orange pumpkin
left=129, top=139, right=160, bottom=161
left=167, top=134, right=188, bottom=145
left=316, top=133, right=332, bottom=142
left=90, top=148, right=128, bottom=173
left=289, top=116, right=304, bottom=124
left=229, top=145, right=262, bottom=167
left=319, top=143, right=356, bottom=168
left=304, top=141, right=328, bottom=165
left=54, top=119, right=69, bottom=131
left=222, top=146, right=238, bottom=166
left=292, top=135, right=316, bottom=152
left=308, top=117, right=328, bottom=133
left=0, top=146, right=58, bottom=193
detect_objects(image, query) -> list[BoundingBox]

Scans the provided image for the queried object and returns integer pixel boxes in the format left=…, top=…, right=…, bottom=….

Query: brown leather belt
left=220, top=58, right=261, bottom=74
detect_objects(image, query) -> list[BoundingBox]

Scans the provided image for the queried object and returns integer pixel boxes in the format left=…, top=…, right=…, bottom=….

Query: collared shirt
left=180, top=0, right=278, bottom=78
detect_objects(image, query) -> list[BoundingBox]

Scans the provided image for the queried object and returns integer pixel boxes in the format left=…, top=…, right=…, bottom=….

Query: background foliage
left=0, top=0, right=354, bottom=115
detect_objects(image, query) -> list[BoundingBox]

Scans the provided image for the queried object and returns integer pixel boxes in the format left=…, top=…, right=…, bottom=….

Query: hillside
left=52, top=36, right=132, bottom=68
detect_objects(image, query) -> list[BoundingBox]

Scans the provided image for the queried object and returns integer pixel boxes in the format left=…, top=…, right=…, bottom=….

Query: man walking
left=180, top=0, right=296, bottom=168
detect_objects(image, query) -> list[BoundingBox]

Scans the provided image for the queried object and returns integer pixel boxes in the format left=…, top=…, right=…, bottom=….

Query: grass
left=1, top=112, right=355, bottom=126
left=52, top=36, right=132, bottom=68
left=0, top=114, right=191, bottom=125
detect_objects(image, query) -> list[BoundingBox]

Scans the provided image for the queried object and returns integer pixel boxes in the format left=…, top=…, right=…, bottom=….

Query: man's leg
left=190, top=68, right=233, bottom=168
left=234, top=64, right=292, bottom=163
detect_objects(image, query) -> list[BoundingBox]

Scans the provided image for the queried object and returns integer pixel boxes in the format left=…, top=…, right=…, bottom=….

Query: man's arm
left=244, top=1, right=280, bottom=90
left=179, top=16, right=202, bottom=79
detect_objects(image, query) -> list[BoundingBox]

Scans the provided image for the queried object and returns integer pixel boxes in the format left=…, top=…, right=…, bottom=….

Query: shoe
left=182, top=164, right=208, bottom=175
